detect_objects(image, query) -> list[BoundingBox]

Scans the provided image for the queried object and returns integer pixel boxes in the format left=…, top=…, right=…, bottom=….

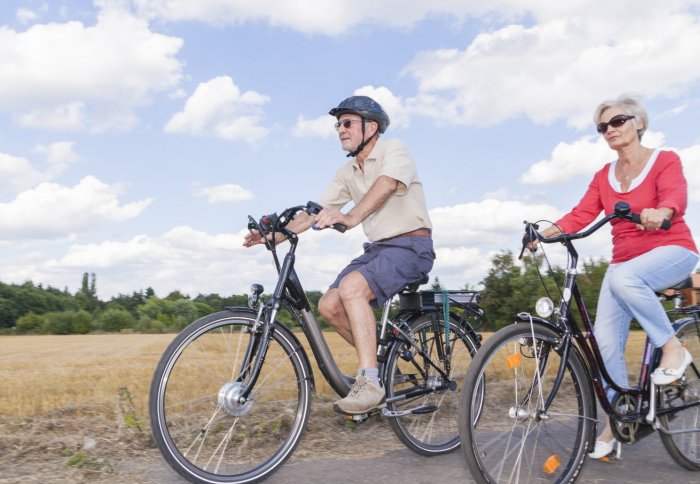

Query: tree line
left=0, top=252, right=612, bottom=335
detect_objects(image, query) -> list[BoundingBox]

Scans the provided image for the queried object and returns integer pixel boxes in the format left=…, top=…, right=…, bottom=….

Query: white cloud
left=129, top=0, right=512, bottom=35
left=401, top=2, right=700, bottom=128
left=679, top=144, right=700, bottom=202
left=34, top=141, right=80, bottom=166
left=195, top=184, right=254, bottom=204
left=0, top=143, right=81, bottom=196
left=0, top=176, right=152, bottom=240
left=0, top=7, right=183, bottom=132
left=0, top=152, right=47, bottom=193
left=292, top=115, right=336, bottom=138
left=520, top=130, right=670, bottom=185
left=165, top=76, right=270, bottom=144
left=16, top=7, right=40, bottom=24
left=294, top=85, right=411, bottom=138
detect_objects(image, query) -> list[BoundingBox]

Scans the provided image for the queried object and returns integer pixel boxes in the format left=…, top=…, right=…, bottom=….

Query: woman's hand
left=639, top=207, right=674, bottom=231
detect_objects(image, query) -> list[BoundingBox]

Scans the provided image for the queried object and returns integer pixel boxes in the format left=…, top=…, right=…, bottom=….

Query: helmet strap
left=347, top=119, right=377, bottom=158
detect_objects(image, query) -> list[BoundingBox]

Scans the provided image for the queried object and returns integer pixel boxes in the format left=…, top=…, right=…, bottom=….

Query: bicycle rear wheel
left=658, top=318, right=700, bottom=471
left=384, top=313, right=482, bottom=455
left=459, top=323, right=594, bottom=483
left=149, top=310, right=313, bottom=484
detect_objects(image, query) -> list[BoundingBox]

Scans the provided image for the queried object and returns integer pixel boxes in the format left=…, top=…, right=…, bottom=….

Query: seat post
left=376, top=297, right=394, bottom=361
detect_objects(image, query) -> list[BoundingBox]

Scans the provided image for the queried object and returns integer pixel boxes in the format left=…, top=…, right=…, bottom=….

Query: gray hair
left=593, top=94, right=648, bottom=140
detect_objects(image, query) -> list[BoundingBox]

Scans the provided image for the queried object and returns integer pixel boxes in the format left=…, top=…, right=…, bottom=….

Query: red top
left=556, top=150, right=697, bottom=264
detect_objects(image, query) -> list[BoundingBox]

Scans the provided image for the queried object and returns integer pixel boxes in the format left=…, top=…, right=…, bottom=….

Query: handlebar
left=520, top=201, right=671, bottom=259
left=247, top=201, right=347, bottom=243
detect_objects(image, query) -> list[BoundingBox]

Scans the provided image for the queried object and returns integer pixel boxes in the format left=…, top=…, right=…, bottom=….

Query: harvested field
left=0, top=330, right=650, bottom=483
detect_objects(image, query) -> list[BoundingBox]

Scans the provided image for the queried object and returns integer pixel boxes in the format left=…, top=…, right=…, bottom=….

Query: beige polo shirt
left=317, top=137, right=432, bottom=242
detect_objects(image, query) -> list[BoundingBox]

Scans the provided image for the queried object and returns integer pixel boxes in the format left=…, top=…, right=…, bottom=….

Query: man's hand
left=243, top=229, right=284, bottom=248
left=313, top=208, right=358, bottom=230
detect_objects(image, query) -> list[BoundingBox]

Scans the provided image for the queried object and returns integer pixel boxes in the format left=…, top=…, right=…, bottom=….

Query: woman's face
left=598, top=106, right=641, bottom=151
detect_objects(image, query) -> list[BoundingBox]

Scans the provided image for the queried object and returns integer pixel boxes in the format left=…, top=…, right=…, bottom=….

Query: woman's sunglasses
left=596, top=114, right=635, bottom=134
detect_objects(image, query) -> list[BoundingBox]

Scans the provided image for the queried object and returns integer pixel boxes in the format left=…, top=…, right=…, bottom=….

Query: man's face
left=336, top=113, right=375, bottom=153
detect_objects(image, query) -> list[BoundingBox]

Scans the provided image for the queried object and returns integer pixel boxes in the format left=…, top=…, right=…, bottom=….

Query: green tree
left=99, top=308, right=135, bottom=332
left=479, top=251, right=523, bottom=329
left=16, top=312, right=45, bottom=334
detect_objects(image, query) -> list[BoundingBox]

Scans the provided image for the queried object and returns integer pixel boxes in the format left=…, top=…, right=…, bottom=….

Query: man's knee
left=319, top=290, right=341, bottom=320
left=338, top=271, right=374, bottom=303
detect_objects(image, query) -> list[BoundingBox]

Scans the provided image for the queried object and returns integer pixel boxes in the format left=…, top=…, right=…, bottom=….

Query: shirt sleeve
left=377, top=139, right=416, bottom=196
left=656, top=151, right=688, bottom=218
left=317, top=166, right=352, bottom=210
left=555, top=170, right=604, bottom=233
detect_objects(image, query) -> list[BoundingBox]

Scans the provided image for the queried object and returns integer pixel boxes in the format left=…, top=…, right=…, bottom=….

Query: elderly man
left=245, top=95, right=434, bottom=414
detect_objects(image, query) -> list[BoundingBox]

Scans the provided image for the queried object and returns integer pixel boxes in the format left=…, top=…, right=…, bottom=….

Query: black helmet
left=329, top=95, right=390, bottom=134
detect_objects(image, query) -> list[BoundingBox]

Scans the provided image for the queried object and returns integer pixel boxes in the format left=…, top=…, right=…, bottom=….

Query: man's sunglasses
left=334, top=119, right=366, bottom=130
left=597, top=114, right=635, bottom=134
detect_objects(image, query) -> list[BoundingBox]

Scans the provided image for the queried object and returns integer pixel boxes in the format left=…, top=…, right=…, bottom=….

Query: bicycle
left=149, top=201, right=484, bottom=484
left=458, top=201, right=700, bottom=483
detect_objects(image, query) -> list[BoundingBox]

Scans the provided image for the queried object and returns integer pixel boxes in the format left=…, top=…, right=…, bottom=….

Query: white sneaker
left=333, top=376, right=385, bottom=415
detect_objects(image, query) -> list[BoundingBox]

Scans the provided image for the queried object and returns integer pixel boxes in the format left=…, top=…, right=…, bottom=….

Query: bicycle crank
left=382, top=405, right=438, bottom=417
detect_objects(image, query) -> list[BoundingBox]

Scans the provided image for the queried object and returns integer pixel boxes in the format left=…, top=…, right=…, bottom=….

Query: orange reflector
left=544, top=455, right=560, bottom=474
left=506, top=353, right=523, bottom=369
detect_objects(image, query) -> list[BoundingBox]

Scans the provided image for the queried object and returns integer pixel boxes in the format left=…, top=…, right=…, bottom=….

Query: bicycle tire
left=149, top=310, right=313, bottom=484
left=459, top=322, right=595, bottom=483
left=384, top=312, right=482, bottom=455
left=658, top=317, right=700, bottom=471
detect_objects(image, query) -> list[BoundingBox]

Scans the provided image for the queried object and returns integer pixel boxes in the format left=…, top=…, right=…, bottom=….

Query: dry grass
left=0, top=332, right=358, bottom=419
left=0, top=329, right=652, bottom=483
left=0, top=331, right=651, bottom=419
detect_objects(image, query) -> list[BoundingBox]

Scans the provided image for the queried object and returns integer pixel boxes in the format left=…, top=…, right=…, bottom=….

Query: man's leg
left=330, top=271, right=385, bottom=414
left=318, top=289, right=354, bottom=345
left=336, top=271, right=378, bottom=369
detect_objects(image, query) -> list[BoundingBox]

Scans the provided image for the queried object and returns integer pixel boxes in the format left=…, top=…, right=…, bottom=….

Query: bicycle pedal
left=344, top=413, right=369, bottom=422
left=597, top=454, right=622, bottom=463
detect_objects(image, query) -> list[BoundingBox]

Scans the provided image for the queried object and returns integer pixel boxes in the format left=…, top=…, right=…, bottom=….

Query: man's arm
left=314, top=175, right=400, bottom=230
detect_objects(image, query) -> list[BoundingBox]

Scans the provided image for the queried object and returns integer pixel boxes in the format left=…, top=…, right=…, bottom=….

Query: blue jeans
left=594, top=245, right=698, bottom=401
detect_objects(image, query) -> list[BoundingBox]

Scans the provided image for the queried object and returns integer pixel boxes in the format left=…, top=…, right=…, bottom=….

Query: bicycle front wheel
left=149, top=310, right=313, bottom=484
left=659, top=318, right=700, bottom=471
left=459, top=323, right=594, bottom=483
left=384, top=312, right=481, bottom=455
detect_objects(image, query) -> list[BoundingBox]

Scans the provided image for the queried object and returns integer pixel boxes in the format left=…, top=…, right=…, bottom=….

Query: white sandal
left=652, top=348, right=693, bottom=385
left=588, top=439, right=621, bottom=460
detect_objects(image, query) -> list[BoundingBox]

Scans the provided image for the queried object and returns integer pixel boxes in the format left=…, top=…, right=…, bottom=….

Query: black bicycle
left=149, top=201, right=484, bottom=483
left=458, top=201, right=700, bottom=483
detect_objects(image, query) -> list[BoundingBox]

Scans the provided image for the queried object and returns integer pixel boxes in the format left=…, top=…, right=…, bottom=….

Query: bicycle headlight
left=248, top=284, right=264, bottom=308
left=535, top=297, right=554, bottom=318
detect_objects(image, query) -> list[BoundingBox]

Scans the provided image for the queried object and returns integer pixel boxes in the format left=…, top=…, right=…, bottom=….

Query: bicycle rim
left=149, top=310, right=312, bottom=483
left=460, top=323, right=593, bottom=483
left=659, top=319, right=700, bottom=470
left=385, top=314, right=481, bottom=455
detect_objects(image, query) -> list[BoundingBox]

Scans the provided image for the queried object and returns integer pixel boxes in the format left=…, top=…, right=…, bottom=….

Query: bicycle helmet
left=329, top=96, right=390, bottom=134
left=329, top=96, right=390, bottom=157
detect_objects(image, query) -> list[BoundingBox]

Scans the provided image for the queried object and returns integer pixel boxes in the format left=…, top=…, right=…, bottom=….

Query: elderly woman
left=538, top=95, right=698, bottom=460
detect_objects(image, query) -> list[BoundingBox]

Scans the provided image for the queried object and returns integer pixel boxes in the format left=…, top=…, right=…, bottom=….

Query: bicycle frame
left=524, top=205, right=692, bottom=426
left=238, top=203, right=465, bottom=404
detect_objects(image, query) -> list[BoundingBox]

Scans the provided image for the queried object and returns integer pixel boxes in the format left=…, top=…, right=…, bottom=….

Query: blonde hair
left=594, top=94, right=648, bottom=140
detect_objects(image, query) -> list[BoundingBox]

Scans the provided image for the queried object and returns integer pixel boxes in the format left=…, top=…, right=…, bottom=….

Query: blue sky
left=1, top=0, right=699, bottom=299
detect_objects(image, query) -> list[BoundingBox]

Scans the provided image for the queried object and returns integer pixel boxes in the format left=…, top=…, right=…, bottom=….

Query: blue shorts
left=329, top=236, right=435, bottom=306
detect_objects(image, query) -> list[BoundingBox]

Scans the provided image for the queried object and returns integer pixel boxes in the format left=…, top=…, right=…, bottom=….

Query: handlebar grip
left=333, top=224, right=347, bottom=233
left=629, top=213, right=671, bottom=230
